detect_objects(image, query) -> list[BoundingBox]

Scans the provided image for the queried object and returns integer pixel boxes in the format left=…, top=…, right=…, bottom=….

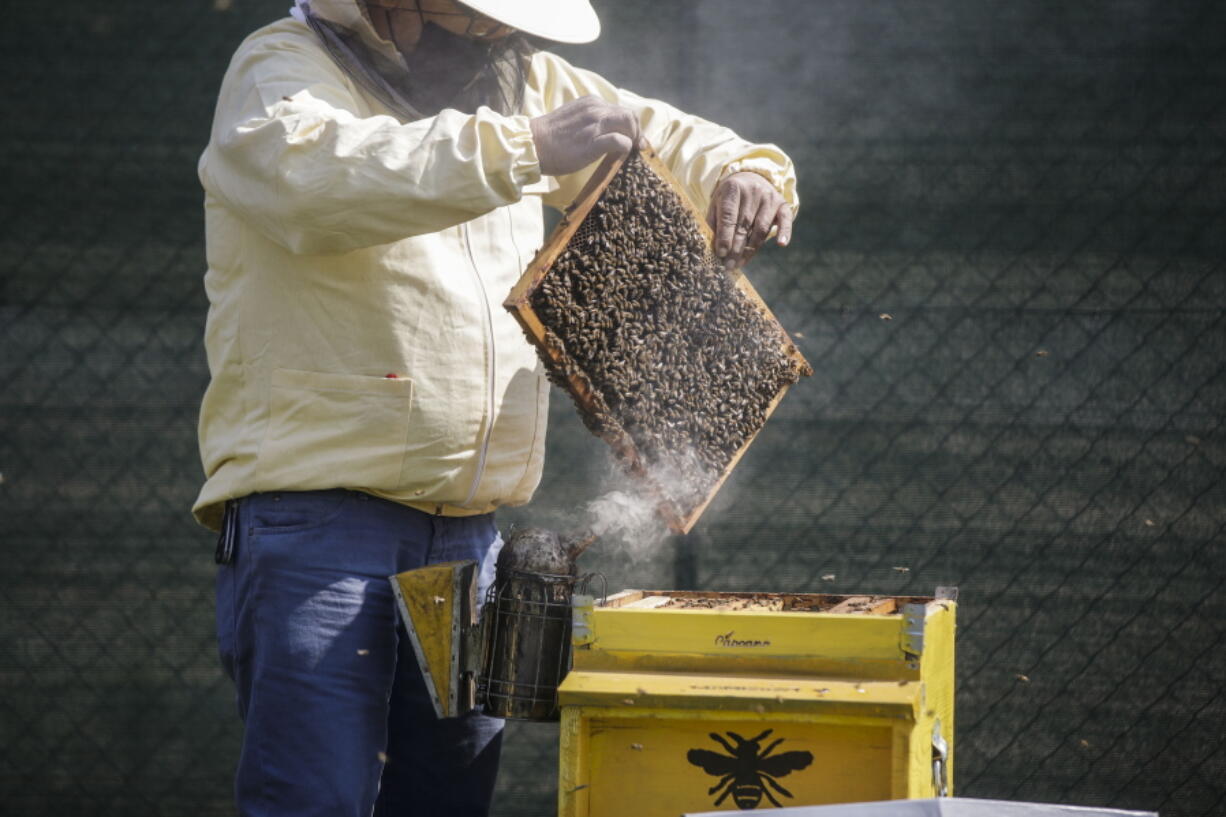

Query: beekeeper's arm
left=200, top=29, right=559, bottom=255
left=530, top=51, right=798, bottom=268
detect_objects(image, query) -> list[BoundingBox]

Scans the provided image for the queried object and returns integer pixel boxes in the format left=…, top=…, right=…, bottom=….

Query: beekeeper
left=195, top=0, right=797, bottom=814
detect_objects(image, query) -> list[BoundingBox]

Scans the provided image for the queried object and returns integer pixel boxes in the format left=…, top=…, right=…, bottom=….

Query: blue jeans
left=215, top=490, right=505, bottom=817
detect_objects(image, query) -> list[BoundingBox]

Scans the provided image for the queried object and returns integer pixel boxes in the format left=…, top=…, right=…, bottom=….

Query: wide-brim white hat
left=457, top=0, right=601, bottom=43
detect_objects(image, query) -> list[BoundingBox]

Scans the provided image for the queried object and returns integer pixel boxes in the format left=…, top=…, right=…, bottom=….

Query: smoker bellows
left=505, top=145, right=812, bottom=533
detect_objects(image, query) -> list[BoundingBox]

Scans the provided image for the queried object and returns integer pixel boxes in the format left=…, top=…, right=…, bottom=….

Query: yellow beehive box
left=557, top=590, right=956, bottom=816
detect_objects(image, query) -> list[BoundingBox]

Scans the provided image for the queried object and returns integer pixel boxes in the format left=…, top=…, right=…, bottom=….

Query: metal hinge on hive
left=571, top=592, right=596, bottom=647
left=932, top=718, right=950, bottom=797
left=900, top=602, right=926, bottom=667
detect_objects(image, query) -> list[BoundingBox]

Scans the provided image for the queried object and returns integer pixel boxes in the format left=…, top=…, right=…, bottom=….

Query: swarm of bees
left=520, top=150, right=810, bottom=526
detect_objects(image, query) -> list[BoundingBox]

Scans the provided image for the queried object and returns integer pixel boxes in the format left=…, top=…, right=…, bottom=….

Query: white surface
left=684, top=798, right=1157, bottom=817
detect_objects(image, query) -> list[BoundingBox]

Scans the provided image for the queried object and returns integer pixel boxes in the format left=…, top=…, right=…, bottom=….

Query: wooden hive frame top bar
left=504, top=143, right=812, bottom=533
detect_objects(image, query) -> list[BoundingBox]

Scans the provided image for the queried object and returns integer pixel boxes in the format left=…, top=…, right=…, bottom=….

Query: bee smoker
left=389, top=527, right=596, bottom=722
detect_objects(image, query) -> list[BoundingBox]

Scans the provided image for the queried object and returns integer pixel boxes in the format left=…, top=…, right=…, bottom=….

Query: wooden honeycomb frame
left=504, top=144, right=812, bottom=533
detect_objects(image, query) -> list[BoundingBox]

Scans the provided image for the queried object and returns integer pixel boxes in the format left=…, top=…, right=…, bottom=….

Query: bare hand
left=530, top=96, right=644, bottom=177
left=707, top=172, right=793, bottom=268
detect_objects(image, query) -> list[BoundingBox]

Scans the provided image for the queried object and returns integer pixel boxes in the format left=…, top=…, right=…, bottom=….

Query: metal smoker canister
left=480, top=568, right=576, bottom=720
left=479, top=528, right=590, bottom=721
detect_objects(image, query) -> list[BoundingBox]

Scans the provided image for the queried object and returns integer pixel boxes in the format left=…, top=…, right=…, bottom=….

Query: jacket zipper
left=461, top=221, right=496, bottom=507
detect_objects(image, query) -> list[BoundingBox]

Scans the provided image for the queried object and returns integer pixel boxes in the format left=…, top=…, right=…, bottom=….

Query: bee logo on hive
left=686, top=728, right=814, bottom=808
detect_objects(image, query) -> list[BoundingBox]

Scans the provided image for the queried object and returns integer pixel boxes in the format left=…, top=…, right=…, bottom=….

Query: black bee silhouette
left=687, top=729, right=814, bottom=809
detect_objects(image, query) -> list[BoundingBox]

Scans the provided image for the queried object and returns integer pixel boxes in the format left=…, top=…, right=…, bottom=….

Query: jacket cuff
left=505, top=113, right=544, bottom=190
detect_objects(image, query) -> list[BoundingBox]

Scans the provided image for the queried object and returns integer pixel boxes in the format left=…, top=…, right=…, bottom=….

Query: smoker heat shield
left=504, top=144, right=812, bottom=533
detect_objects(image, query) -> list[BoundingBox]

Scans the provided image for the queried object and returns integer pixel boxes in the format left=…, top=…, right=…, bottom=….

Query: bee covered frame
left=503, top=144, right=812, bottom=533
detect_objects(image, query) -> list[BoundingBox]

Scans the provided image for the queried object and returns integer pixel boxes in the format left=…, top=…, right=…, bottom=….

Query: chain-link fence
left=2, top=0, right=1223, bottom=815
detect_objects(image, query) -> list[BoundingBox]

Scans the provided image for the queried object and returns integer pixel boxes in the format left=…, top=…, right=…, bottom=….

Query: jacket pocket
left=257, top=369, right=415, bottom=490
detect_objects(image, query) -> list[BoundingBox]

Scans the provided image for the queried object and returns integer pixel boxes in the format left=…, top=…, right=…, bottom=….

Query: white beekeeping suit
left=193, top=0, right=797, bottom=531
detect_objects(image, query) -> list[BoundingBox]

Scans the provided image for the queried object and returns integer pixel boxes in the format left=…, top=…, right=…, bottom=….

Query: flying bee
left=687, top=729, right=813, bottom=809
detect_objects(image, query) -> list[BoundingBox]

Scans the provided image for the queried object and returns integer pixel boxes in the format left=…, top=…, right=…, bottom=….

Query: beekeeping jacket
left=193, top=0, right=798, bottom=531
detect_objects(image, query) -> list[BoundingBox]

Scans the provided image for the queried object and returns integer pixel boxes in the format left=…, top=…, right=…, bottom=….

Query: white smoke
left=584, top=489, right=665, bottom=562
left=582, top=447, right=717, bottom=563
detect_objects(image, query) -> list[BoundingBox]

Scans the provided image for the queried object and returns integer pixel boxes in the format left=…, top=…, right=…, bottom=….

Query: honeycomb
left=507, top=149, right=810, bottom=531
